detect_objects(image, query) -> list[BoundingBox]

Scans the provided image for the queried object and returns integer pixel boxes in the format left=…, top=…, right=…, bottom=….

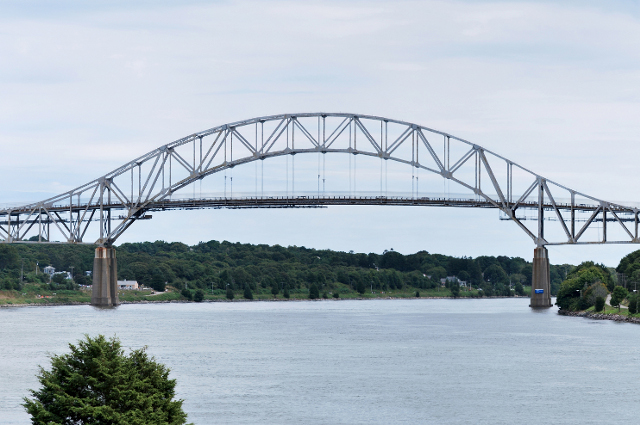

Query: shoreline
left=0, top=295, right=529, bottom=309
left=558, top=309, right=640, bottom=324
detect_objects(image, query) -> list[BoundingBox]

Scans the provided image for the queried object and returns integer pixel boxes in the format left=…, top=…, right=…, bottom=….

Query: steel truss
left=0, top=113, right=637, bottom=247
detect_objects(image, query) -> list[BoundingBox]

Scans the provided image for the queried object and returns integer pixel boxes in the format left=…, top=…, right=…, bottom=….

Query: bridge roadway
left=2, top=195, right=630, bottom=216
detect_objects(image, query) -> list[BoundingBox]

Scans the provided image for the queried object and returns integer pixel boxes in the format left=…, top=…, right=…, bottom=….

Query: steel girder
left=0, top=113, right=637, bottom=247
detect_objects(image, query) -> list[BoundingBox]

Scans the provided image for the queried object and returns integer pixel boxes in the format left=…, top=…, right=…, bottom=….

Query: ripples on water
left=2, top=299, right=639, bottom=424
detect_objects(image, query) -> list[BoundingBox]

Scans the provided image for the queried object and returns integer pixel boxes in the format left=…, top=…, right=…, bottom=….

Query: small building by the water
left=117, top=280, right=139, bottom=290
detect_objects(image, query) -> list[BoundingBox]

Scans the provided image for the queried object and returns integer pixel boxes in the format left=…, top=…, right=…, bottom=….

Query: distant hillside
left=0, top=240, right=571, bottom=296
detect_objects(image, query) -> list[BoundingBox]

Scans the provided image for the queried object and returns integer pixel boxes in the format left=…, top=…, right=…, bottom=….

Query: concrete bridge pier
left=530, top=246, right=552, bottom=308
left=91, top=246, right=119, bottom=307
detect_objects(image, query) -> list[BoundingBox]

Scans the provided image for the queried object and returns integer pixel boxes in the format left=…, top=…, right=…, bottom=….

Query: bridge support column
left=530, top=246, right=552, bottom=308
left=91, top=247, right=119, bottom=307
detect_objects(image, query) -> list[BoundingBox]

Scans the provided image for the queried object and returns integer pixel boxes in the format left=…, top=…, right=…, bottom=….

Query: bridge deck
left=1, top=196, right=630, bottom=218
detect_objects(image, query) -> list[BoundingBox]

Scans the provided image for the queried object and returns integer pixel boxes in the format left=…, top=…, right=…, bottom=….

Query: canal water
left=1, top=298, right=639, bottom=424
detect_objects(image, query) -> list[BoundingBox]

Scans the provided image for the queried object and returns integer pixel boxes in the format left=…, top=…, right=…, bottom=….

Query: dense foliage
left=556, top=262, right=613, bottom=311
left=616, top=249, right=640, bottom=291
left=0, top=240, right=574, bottom=297
left=23, top=335, right=191, bottom=425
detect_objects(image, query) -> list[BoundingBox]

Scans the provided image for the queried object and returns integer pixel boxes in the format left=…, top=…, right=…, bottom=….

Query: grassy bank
left=0, top=283, right=500, bottom=306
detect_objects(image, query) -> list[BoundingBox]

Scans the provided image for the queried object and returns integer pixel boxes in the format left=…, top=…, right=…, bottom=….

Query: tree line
left=0, top=240, right=573, bottom=297
left=555, top=248, right=640, bottom=313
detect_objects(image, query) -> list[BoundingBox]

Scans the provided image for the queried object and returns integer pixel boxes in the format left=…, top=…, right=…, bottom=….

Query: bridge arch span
left=1, top=113, right=636, bottom=250
left=3, top=113, right=640, bottom=307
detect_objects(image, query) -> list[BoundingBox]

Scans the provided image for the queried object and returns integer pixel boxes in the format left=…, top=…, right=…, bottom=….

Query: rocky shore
left=558, top=309, right=640, bottom=324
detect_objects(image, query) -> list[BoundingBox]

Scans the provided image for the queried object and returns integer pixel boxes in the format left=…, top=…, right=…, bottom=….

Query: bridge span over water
left=1, top=113, right=637, bottom=307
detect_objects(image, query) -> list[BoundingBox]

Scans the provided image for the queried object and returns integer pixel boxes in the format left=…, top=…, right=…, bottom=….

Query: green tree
left=243, top=285, right=253, bottom=300
left=595, top=296, right=605, bottom=312
left=450, top=282, right=460, bottom=298
left=23, top=335, right=191, bottom=425
left=283, top=285, right=290, bottom=299
left=180, top=288, right=192, bottom=300
left=52, top=273, right=68, bottom=285
left=427, top=266, right=447, bottom=282
left=457, top=270, right=470, bottom=282
left=610, top=286, right=628, bottom=312
left=356, top=281, right=366, bottom=295
left=271, top=281, right=279, bottom=297
left=557, top=263, right=611, bottom=311
left=483, top=264, right=508, bottom=284
left=225, top=287, right=234, bottom=300
left=514, top=282, right=524, bottom=296
left=194, top=289, right=204, bottom=302
left=309, top=284, right=319, bottom=299
left=628, top=295, right=637, bottom=314
left=332, top=292, right=339, bottom=299
left=150, top=274, right=166, bottom=292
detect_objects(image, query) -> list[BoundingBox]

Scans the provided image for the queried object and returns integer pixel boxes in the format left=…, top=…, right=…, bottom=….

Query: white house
left=117, top=280, right=139, bottom=290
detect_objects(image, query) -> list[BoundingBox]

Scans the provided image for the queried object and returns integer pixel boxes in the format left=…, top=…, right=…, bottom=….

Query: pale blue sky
left=1, top=0, right=640, bottom=266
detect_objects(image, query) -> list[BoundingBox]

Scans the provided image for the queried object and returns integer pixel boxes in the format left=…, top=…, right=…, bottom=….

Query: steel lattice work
left=0, top=112, right=637, bottom=247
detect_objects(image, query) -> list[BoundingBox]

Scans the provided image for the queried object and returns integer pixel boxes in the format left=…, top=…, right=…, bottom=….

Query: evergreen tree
left=595, top=296, right=605, bottom=312
left=283, top=286, right=290, bottom=299
left=226, top=287, right=234, bottom=300
left=194, top=289, right=204, bottom=302
left=309, top=284, right=319, bottom=299
left=23, top=335, right=191, bottom=425
left=628, top=296, right=637, bottom=314
left=243, top=285, right=253, bottom=300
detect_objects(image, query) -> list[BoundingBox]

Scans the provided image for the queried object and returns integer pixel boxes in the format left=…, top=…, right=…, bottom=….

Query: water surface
left=1, top=299, right=638, bottom=424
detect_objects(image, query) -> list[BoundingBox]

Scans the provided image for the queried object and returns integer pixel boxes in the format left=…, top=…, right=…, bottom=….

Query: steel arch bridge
left=1, top=112, right=637, bottom=247
left=1, top=112, right=637, bottom=307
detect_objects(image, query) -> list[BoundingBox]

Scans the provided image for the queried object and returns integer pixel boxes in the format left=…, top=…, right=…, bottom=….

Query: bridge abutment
left=530, top=246, right=552, bottom=308
left=91, top=247, right=119, bottom=307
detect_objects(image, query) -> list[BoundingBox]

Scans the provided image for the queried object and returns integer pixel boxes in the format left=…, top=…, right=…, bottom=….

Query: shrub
left=226, top=287, right=234, bottom=300
left=322, top=292, right=328, bottom=299
left=415, top=291, right=420, bottom=298
left=595, top=296, right=605, bottom=312
left=333, top=292, right=339, bottom=299
left=309, top=284, right=319, bottom=299
left=283, top=286, right=290, bottom=299
left=194, top=289, right=204, bottom=302
left=180, top=288, right=192, bottom=300
left=243, top=286, right=253, bottom=300
left=629, top=296, right=638, bottom=314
